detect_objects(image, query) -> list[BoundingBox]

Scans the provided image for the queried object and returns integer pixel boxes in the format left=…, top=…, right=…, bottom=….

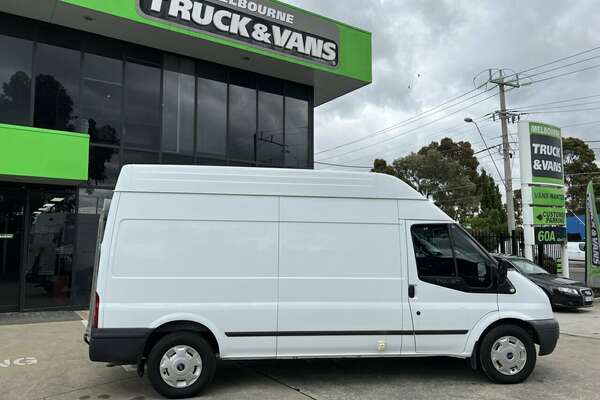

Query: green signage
left=60, top=0, right=372, bottom=84
left=529, top=122, right=564, bottom=185
left=533, top=206, right=566, bottom=226
left=531, top=187, right=565, bottom=207
left=534, top=227, right=566, bottom=245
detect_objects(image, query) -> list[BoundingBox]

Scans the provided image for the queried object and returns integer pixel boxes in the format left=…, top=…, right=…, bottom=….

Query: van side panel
left=277, top=197, right=405, bottom=357
left=103, top=192, right=279, bottom=358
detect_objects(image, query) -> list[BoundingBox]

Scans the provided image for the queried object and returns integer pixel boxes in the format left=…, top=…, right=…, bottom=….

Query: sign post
left=518, top=121, right=569, bottom=276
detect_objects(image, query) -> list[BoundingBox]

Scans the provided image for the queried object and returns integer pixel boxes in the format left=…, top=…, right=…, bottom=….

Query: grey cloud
left=284, top=0, right=600, bottom=176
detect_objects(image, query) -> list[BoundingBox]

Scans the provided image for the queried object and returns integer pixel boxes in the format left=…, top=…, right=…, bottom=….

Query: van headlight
left=556, top=287, right=579, bottom=296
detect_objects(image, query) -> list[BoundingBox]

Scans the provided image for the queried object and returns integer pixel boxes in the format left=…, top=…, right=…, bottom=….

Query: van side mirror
left=497, top=260, right=509, bottom=286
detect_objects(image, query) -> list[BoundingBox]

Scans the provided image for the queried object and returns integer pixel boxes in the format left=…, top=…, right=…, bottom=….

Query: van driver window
left=411, top=224, right=494, bottom=290
left=411, top=225, right=456, bottom=277
left=449, top=225, right=493, bottom=288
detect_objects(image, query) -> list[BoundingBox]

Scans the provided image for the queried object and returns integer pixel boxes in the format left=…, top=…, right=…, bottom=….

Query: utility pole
left=489, top=70, right=520, bottom=255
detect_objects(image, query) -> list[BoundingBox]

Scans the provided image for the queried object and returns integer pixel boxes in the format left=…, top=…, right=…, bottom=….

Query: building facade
left=0, top=0, right=371, bottom=312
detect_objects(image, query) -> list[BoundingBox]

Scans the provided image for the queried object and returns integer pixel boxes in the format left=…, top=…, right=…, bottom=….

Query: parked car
left=567, top=242, right=586, bottom=263
left=494, top=255, right=594, bottom=309
left=86, top=166, right=559, bottom=398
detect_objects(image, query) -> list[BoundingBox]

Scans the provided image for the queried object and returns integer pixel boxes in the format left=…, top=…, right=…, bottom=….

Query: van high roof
left=115, top=165, right=428, bottom=201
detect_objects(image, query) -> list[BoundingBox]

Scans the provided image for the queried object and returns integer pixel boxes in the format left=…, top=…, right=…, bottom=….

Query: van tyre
left=479, top=324, right=536, bottom=384
left=147, top=332, right=216, bottom=398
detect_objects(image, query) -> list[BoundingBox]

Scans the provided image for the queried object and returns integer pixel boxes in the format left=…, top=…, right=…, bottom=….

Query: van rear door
left=405, top=222, right=499, bottom=354
left=85, top=199, right=111, bottom=341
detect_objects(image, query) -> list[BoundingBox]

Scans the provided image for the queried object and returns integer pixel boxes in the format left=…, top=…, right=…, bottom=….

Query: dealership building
left=0, top=0, right=371, bottom=312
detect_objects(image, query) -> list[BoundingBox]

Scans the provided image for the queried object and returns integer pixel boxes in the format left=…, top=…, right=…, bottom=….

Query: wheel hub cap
left=490, top=336, right=527, bottom=376
left=160, top=345, right=203, bottom=388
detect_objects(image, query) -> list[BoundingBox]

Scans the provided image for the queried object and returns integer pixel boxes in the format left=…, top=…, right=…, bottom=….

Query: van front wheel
left=479, top=324, right=536, bottom=384
left=147, top=332, right=216, bottom=398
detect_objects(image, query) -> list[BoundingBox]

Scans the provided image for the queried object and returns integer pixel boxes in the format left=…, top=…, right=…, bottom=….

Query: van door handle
left=408, top=284, right=416, bottom=298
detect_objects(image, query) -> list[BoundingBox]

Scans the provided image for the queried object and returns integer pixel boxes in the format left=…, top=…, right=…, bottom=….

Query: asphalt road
left=0, top=307, right=599, bottom=400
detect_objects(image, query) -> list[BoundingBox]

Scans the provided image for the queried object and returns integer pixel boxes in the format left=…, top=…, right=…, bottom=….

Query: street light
left=464, top=117, right=506, bottom=188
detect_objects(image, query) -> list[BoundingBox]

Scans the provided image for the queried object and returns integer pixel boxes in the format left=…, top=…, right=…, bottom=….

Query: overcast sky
left=287, top=0, right=600, bottom=184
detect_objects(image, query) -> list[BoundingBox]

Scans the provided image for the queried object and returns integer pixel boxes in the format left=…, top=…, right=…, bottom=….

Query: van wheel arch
left=478, top=319, right=539, bottom=350
left=143, top=321, right=221, bottom=360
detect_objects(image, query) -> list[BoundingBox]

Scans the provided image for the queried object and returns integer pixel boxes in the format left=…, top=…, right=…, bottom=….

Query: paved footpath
left=0, top=306, right=599, bottom=400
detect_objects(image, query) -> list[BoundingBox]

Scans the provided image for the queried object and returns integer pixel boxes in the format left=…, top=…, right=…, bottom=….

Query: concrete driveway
left=1, top=307, right=599, bottom=400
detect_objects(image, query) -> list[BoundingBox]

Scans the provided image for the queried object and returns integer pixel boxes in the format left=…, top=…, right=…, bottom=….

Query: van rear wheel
left=479, top=324, right=536, bottom=384
left=147, top=332, right=216, bottom=398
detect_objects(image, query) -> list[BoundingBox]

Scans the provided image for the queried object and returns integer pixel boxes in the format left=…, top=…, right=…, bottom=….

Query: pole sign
left=533, top=206, right=566, bottom=226
left=529, top=122, right=564, bottom=185
left=586, top=182, right=600, bottom=278
left=138, top=0, right=340, bottom=66
left=531, top=186, right=565, bottom=208
left=518, top=121, right=567, bottom=259
left=535, top=227, right=567, bottom=245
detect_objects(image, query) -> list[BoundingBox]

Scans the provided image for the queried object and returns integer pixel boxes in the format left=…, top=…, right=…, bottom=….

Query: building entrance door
left=24, top=188, right=77, bottom=310
left=0, top=186, right=25, bottom=312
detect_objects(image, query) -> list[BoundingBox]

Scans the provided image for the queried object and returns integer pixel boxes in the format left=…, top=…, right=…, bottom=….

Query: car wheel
left=147, top=332, right=216, bottom=399
left=479, top=324, right=536, bottom=384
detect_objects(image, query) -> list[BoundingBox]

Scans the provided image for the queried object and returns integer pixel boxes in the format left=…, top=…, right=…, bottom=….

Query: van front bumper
left=88, top=328, right=150, bottom=364
left=529, top=318, right=559, bottom=356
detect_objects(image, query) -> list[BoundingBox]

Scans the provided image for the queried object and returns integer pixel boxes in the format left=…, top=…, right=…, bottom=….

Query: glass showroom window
left=0, top=15, right=33, bottom=126
left=123, top=60, right=161, bottom=150
left=34, top=27, right=82, bottom=133
left=163, top=55, right=195, bottom=159
left=228, top=71, right=257, bottom=162
left=285, top=85, right=311, bottom=168
left=196, top=61, right=228, bottom=158
left=257, top=76, right=284, bottom=166
left=81, top=38, right=124, bottom=146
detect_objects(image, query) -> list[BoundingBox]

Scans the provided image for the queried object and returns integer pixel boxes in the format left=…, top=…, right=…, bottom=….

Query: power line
left=512, top=94, right=600, bottom=110
left=472, top=121, right=506, bottom=188
left=315, top=87, right=482, bottom=156
left=316, top=88, right=493, bottom=158
left=512, top=100, right=600, bottom=112
left=509, top=45, right=600, bottom=78
left=528, top=63, right=600, bottom=85
left=523, top=106, right=600, bottom=115
left=523, top=54, right=600, bottom=80
left=347, top=119, right=496, bottom=165
left=562, top=120, right=600, bottom=129
left=346, top=117, right=496, bottom=165
left=317, top=93, right=499, bottom=163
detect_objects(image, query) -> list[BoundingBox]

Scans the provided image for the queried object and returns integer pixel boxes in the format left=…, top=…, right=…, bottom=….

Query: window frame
left=411, top=223, right=498, bottom=293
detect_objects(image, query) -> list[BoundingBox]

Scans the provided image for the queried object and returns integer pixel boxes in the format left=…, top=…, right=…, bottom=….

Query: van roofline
left=114, top=165, right=431, bottom=201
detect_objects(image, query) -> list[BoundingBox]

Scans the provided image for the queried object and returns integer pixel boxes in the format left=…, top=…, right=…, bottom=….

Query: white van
left=86, top=165, right=559, bottom=398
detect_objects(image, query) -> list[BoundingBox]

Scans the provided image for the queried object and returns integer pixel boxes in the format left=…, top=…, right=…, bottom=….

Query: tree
left=371, top=159, right=396, bottom=176
left=466, top=170, right=507, bottom=235
left=418, top=138, right=480, bottom=183
left=418, top=138, right=481, bottom=218
left=392, top=149, right=477, bottom=220
left=563, top=137, right=600, bottom=214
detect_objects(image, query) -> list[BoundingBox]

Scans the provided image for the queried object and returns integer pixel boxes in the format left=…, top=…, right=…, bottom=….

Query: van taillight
left=93, top=292, right=100, bottom=329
